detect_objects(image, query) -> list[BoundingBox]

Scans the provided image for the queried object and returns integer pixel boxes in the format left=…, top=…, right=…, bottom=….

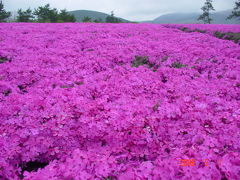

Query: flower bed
left=164, top=24, right=240, bottom=44
left=0, top=23, right=240, bottom=179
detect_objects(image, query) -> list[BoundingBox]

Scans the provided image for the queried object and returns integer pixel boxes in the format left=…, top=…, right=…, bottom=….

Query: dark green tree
left=198, top=0, right=215, bottom=24
left=93, top=18, right=103, bottom=23
left=34, top=4, right=58, bottom=22
left=106, top=11, right=114, bottom=23
left=106, top=11, right=122, bottom=23
left=0, top=0, right=11, bottom=22
left=17, top=8, right=34, bottom=22
left=82, top=16, right=92, bottom=22
left=58, top=9, right=76, bottom=22
left=227, top=0, right=240, bottom=20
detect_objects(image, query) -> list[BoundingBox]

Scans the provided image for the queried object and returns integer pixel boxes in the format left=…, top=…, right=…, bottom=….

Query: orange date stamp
left=179, top=159, right=222, bottom=167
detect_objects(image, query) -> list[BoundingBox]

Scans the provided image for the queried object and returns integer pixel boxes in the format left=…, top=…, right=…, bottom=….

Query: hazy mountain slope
left=151, top=10, right=239, bottom=24
left=153, top=12, right=199, bottom=24
left=211, top=10, right=239, bottom=24
left=68, top=10, right=129, bottom=22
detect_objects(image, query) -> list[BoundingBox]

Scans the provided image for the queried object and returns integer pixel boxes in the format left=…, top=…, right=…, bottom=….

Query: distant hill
left=148, top=10, right=239, bottom=24
left=68, top=10, right=129, bottom=22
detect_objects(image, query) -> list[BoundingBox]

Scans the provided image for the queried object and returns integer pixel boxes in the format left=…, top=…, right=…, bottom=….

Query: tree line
left=0, top=2, right=76, bottom=22
left=0, top=0, right=240, bottom=23
left=82, top=11, right=122, bottom=23
left=0, top=2, right=122, bottom=23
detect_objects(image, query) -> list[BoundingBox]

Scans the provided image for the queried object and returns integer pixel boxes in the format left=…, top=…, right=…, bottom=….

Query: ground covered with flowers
left=0, top=23, right=240, bottom=180
left=164, top=24, right=240, bottom=44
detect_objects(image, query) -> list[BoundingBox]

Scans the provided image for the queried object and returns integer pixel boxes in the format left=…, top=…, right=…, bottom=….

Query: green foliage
left=214, top=31, right=225, bottom=39
left=57, top=19, right=64, bottom=23
left=17, top=8, right=34, bottom=22
left=225, top=33, right=240, bottom=43
left=82, top=16, right=92, bottom=22
left=227, top=0, right=240, bottom=20
left=171, top=62, right=187, bottom=68
left=33, top=4, right=58, bottom=23
left=194, top=29, right=207, bottom=33
left=180, top=27, right=206, bottom=33
left=82, top=17, right=104, bottom=23
left=131, top=56, right=149, bottom=67
left=102, top=176, right=117, bottom=180
left=2, top=89, right=11, bottom=96
left=153, top=103, right=160, bottom=112
left=131, top=56, right=160, bottom=71
left=180, top=27, right=189, bottom=32
left=198, top=0, right=215, bottom=24
left=93, top=18, right=103, bottom=23
left=58, top=9, right=76, bottom=22
left=33, top=4, right=76, bottom=23
left=179, top=26, right=240, bottom=44
left=106, top=11, right=122, bottom=23
left=0, top=0, right=11, bottom=22
left=0, top=56, right=9, bottom=63
left=60, top=84, right=74, bottom=88
left=161, top=56, right=169, bottom=62
left=214, top=31, right=240, bottom=43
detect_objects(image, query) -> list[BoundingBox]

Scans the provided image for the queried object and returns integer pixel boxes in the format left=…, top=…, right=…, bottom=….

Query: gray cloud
left=3, top=0, right=236, bottom=21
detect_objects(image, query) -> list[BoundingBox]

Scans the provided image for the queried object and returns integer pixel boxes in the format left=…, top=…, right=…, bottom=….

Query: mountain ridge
left=68, top=10, right=129, bottom=22
left=149, top=10, right=239, bottom=24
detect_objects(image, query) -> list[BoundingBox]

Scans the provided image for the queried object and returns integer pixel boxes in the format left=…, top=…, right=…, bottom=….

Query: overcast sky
left=3, top=0, right=237, bottom=21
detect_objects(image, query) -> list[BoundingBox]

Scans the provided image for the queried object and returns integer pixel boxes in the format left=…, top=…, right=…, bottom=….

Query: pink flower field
left=165, top=24, right=240, bottom=33
left=164, top=24, right=240, bottom=45
left=0, top=23, right=240, bottom=180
